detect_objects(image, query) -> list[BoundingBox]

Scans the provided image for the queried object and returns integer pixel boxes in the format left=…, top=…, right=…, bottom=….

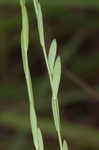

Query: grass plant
left=20, top=0, right=68, bottom=150
left=20, top=1, right=44, bottom=150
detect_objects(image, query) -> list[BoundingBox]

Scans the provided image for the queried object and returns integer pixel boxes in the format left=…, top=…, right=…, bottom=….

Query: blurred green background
left=0, top=0, right=99, bottom=150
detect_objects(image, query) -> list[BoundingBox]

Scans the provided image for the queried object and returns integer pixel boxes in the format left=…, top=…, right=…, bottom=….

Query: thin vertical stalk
left=42, top=44, right=63, bottom=150
left=32, top=1, right=68, bottom=150
left=20, top=1, right=44, bottom=150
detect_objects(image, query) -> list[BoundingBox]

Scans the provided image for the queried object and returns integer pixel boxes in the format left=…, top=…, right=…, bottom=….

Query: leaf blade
left=52, top=56, right=61, bottom=98
left=37, top=3, right=45, bottom=47
left=20, top=0, right=29, bottom=53
left=52, top=98, right=60, bottom=132
left=38, top=128, right=44, bottom=150
left=48, top=39, right=57, bottom=73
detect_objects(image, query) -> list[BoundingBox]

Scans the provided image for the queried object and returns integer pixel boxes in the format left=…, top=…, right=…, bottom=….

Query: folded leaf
left=52, top=98, right=60, bottom=132
left=52, top=56, right=61, bottom=98
left=48, top=39, right=57, bottom=74
left=20, top=0, right=29, bottom=53
left=37, top=3, right=45, bottom=47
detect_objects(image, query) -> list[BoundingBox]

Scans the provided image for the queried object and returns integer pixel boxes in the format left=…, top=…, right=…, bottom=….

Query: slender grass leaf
left=20, top=0, right=39, bottom=149
left=20, top=0, right=29, bottom=53
left=21, top=31, right=27, bottom=72
left=30, top=105, right=38, bottom=149
left=48, top=39, right=57, bottom=74
left=21, top=31, right=24, bottom=53
left=38, top=128, right=44, bottom=150
left=20, top=0, right=25, bottom=6
left=52, top=98, right=60, bottom=132
left=32, top=1, right=68, bottom=150
left=63, top=140, right=68, bottom=150
left=56, top=98, right=60, bottom=127
left=33, top=0, right=39, bottom=17
left=37, top=3, right=45, bottom=47
left=52, top=56, right=61, bottom=98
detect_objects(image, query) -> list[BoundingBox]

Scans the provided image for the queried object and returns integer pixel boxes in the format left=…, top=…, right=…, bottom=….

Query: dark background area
left=0, top=0, right=99, bottom=150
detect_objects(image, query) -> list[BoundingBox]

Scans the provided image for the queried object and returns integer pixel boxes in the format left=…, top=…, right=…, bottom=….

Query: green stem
left=32, top=0, right=63, bottom=149
left=42, top=45, right=63, bottom=150
left=58, top=130, right=63, bottom=150
left=42, top=45, right=53, bottom=89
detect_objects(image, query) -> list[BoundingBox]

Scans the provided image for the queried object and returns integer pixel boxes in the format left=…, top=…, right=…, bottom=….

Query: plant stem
left=42, top=45, right=63, bottom=150
left=42, top=45, right=53, bottom=89
left=58, top=131, right=63, bottom=150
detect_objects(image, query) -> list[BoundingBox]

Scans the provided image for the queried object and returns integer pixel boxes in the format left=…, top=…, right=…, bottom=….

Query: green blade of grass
left=48, top=39, right=57, bottom=74
left=20, top=1, right=44, bottom=150
left=52, top=56, right=61, bottom=98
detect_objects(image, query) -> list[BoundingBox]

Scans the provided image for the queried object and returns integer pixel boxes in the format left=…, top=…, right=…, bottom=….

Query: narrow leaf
left=48, top=39, right=57, bottom=73
left=30, top=103, right=38, bottom=149
left=20, top=0, right=25, bottom=6
left=21, top=31, right=27, bottom=72
left=56, top=98, right=60, bottom=126
left=20, top=0, right=38, bottom=149
left=38, top=128, right=44, bottom=150
left=20, top=0, right=29, bottom=53
left=37, top=3, right=45, bottom=47
left=52, top=98, right=60, bottom=132
left=63, top=140, right=68, bottom=150
left=33, top=0, right=39, bottom=17
left=52, top=56, right=61, bottom=98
